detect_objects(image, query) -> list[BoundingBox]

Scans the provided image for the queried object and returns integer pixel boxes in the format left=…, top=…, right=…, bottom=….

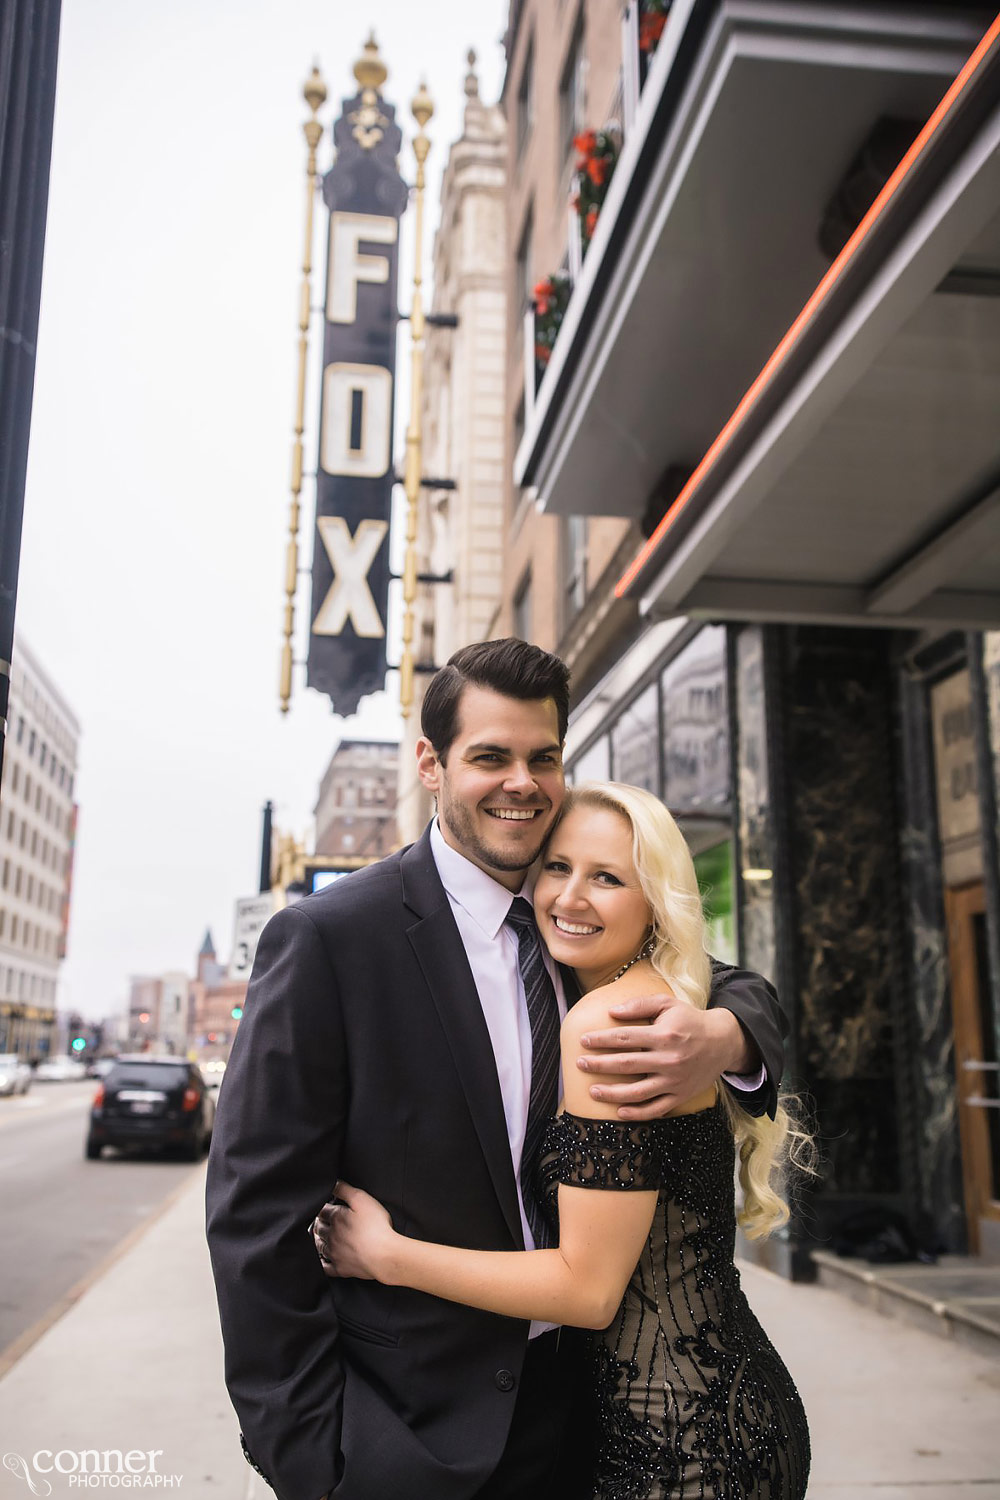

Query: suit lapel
left=401, top=829, right=524, bottom=1247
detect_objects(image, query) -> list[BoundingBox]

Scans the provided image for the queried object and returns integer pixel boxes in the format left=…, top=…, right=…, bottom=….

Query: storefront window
left=569, top=734, right=610, bottom=786
left=735, top=627, right=776, bottom=984
left=610, top=682, right=659, bottom=795
left=693, top=840, right=737, bottom=965
left=662, top=627, right=729, bottom=813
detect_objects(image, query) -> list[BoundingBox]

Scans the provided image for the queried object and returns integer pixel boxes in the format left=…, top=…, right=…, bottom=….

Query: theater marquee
left=307, top=45, right=408, bottom=716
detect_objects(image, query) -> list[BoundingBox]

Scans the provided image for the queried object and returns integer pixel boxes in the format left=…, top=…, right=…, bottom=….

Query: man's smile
left=484, top=807, right=544, bottom=821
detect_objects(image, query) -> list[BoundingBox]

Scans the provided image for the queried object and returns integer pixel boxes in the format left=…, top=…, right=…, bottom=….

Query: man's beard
left=439, top=786, right=551, bottom=874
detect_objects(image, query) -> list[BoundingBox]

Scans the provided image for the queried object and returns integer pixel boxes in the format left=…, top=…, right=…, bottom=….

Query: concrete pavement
left=0, top=1163, right=997, bottom=1499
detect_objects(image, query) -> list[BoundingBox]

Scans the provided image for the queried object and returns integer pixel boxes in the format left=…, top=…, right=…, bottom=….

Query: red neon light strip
left=615, top=11, right=1000, bottom=599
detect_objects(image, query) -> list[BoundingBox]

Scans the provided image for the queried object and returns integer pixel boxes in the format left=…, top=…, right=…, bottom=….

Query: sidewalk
left=0, top=1165, right=998, bottom=1499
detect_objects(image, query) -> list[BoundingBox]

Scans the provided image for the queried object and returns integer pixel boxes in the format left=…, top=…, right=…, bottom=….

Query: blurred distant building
left=314, top=739, right=399, bottom=858
left=499, top=0, right=1000, bottom=1274
left=0, top=634, right=80, bottom=1060
left=396, top=53, right=509, bottom=842
left=189, top=929, right=246, bottom=1065
left=127, top=974, right=163, bottom=1051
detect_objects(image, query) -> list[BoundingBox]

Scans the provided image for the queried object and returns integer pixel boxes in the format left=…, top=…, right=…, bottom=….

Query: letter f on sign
left=313, top=517, right=388, bottom=639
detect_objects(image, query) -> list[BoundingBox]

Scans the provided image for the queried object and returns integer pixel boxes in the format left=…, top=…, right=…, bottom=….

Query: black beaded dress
left=536, top=1102, right=810, bottom=1500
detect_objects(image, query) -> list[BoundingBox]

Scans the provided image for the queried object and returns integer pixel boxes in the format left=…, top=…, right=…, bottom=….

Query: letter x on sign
left=313, top=517, right=388, bottom=639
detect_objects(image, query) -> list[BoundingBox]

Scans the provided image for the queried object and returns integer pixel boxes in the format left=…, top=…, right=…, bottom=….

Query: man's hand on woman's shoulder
left=573, top=992, right=754, bottom=1121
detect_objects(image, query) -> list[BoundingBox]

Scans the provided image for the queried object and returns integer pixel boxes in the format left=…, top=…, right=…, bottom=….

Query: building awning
left=618, top=13, right=1000, bottom=632
left=514, top=0, right=1000, bottom=633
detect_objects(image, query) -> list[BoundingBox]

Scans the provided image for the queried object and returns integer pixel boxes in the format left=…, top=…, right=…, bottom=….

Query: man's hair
left=420, top=638, right=570, bottom=761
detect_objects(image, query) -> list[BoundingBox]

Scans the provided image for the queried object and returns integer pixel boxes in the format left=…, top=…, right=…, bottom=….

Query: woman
left=315, top=782, right=812, bottom=1500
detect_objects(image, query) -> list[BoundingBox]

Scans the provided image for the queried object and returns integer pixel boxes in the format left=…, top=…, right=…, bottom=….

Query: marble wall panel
left=781, top=628, right=904, bottom=1198
left=896, top=668, right=965, bottom=1250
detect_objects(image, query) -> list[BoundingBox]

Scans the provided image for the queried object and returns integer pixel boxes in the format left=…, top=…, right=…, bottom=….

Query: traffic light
left=231, top=1006, right=243, bottom=1020
left=70, top=1036, right=87, bottom=1052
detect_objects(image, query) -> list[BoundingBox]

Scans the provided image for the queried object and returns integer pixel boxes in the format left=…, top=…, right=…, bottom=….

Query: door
left=946, top=882, right=1000, bottom=1254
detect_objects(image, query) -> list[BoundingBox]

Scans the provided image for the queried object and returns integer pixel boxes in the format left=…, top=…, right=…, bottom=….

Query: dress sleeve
left=552, top=1113, right=662, bottom=1190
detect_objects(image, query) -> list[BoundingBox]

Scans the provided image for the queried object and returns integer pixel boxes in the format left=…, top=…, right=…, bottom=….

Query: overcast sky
left=17, top=0, right=507, bottom=1021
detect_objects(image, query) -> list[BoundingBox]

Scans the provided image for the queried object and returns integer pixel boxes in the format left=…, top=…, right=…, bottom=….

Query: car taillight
left=182, top=1087, right=200, bottom=1112
left=93, top=1084, right=105, bottom=1108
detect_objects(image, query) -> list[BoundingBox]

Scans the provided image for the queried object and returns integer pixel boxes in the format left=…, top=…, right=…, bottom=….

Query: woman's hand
left=312, top=1182, right=397, bottom=1282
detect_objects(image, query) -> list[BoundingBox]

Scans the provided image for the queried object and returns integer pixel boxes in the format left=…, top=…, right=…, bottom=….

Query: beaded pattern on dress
left=537, top=1105, right=810, bottom=1500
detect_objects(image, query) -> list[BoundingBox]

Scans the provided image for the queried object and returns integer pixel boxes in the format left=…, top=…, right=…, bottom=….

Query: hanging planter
left=572, top=128, right=619, bottom=254
left=638, top=0, right=671, bottom=59
left=533, top=273, right=572, bottom=374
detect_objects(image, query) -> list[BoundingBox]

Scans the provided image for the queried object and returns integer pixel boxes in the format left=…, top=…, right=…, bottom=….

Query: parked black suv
left=86, top=1055, right=215, bottom=1160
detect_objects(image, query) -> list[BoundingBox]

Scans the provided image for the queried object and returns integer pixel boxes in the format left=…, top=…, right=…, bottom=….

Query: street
left=0, top=1079, right=203, bottom=1363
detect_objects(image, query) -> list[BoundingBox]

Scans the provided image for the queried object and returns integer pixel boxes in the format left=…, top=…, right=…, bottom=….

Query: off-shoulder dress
left=537, top=1102, right=810, bottom=1500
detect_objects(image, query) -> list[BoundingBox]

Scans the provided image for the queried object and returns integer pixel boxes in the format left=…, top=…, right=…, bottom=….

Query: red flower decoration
left=573, top=130, right=597, bottom=156
left=639, top=13, right=667, bottom=52
left=586, top=155, right=609, bottom=186
left=585, top=205, right=599, bottom=238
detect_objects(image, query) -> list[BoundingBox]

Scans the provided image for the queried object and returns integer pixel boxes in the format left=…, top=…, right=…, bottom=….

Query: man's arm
left=574, top=960, right=787, bottom=1122
left=206, top=904, right=347, bottom=1500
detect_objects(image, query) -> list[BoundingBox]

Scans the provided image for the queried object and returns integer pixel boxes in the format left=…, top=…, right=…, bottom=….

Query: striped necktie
left=505, top=896, right=561, bottom=1249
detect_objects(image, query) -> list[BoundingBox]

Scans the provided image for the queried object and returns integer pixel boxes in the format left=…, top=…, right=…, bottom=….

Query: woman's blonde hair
left=560, top=781, right=815, bottom=1239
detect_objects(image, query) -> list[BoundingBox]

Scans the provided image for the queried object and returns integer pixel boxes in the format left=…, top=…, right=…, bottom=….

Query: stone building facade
left=396, top=53, right=509, bottom=844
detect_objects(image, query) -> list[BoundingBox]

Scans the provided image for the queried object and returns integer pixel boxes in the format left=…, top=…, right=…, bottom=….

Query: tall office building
left=0, top=635, right=80, bottom=1058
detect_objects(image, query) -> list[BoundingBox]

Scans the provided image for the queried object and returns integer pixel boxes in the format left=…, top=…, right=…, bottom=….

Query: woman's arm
left=317, top=998, right=657, bottom=1331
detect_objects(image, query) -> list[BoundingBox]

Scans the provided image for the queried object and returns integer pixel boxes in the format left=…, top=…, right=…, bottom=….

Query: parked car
left=35, top=1054, right=87, bottom=1081
left=86, top=1055, right=215, bottom=1161
left=0, top=1054, right=31, bottom=1096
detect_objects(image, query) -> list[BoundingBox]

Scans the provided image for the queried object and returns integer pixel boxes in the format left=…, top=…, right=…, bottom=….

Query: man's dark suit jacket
left=206, top=825, right=785, bottom=1500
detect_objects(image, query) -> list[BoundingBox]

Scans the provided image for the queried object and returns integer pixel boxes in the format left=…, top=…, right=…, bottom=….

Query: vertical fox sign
left=307, top=38, right=408, bottom=715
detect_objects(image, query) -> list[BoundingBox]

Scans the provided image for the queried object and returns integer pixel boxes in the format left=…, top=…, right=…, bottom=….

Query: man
left=207, top=639, right=785, bottom=1500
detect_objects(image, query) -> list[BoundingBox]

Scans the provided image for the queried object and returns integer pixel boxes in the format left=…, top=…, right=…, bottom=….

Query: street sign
left=228, top=894, right=276, bottom=982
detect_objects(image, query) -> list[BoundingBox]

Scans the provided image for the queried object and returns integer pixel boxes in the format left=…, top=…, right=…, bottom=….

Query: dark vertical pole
left=0, top=0, right=63, bottom=783
left=259, top=801, right=273, bottom=894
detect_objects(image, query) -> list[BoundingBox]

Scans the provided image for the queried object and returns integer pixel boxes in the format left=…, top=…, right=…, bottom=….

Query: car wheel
left=85, top=1138, right=103, bottom=1160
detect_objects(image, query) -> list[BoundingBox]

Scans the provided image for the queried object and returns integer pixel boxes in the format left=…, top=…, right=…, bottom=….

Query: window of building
left=26, top=874, right=33, bottom=903
left=661, top=626, right=729, bottom=813
left=19, top=822, right=25, bottom=850
left=513, top=392, right=526, bottom=455
left=516, top=41, right=534, bottom=162
left=564, top=514, right=588, bottom=621
left=6, top=811, right=13, bottom=839
left=516, top=209, right=534, bottom=314
left=30, top=830, right=37, bottom=857
left=28, top=729, right=35, bottom=757
left=611, top=681, right=661, bottom=796
left=0, top=911, right=5, bottom=939
left=39, top=743, right=47, bottom=770
left=569, top=735, right=611, bottom=785
left=14, top=867, right=21, bottom=897
left=559, top=16, right=586, bottom=167
left=513, top=571, right=533, bottom=642
left=24, top=773, right=31, bottom=802
left=11, top=764, right=19, bottom=793
left=34, top=786, right=41, bottom=812
left=11, top=915, right=18, bottom=942
left=16, top=717, right=24, bottom=744
left=1, top=860, right=7, bottom=890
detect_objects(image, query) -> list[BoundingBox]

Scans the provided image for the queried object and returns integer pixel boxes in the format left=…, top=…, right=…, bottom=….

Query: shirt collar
left=430, top=818, right=533, bottom=940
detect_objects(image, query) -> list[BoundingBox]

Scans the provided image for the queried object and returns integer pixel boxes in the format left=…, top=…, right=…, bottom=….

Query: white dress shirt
left=430, top=819, right=566, bottom=1337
